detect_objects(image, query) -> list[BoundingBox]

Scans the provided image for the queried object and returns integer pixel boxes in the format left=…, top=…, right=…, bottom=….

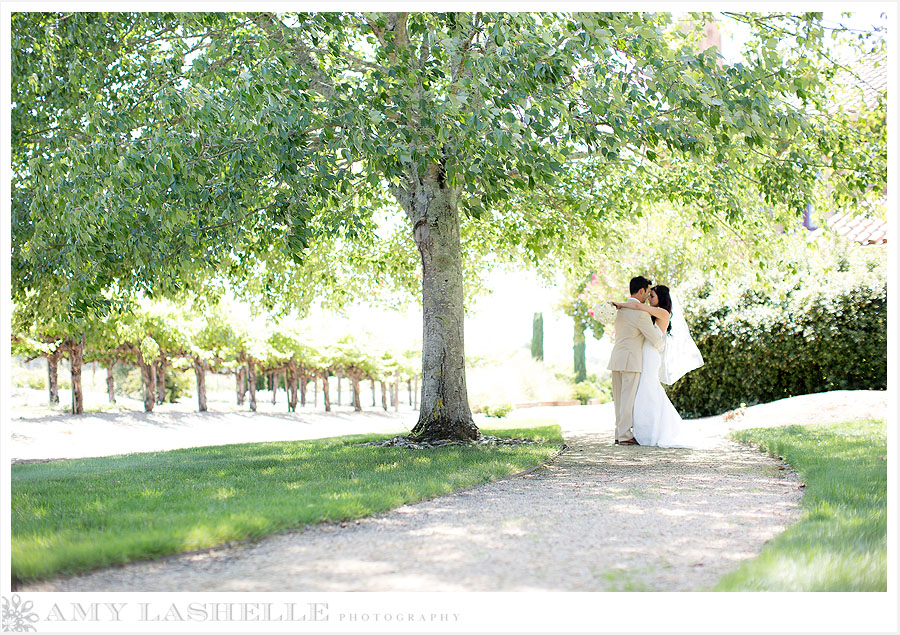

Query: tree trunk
left=381, top=380, right=388, bottom=411
left=371, top=377, right=377, bottom=407
left=150, top=361, right=158, bottom=406
left=271, top=372, right=277, bottom=404
left=574, top=321, right=587, bottom=383
left=247, top=360, right=257, bottom=412
left=351, top=374, right=362, bottom=412
left=286, top=369, right=293, bottom=412
left=287, top=367, right=298, bottom=412
left=408, top=378, right=413, bottom=406
left=313, top=377, right=318, bottom=408
left=235, top=368, right=244, bottom=405
left=394, top=369, right=400, bottom=412
left=106, top=361, right=116, bottom=404
left=194, top=360, right=208, bottom=412
left=300, top=374, right=307, bottom=407
left=156, top=360, right=166, bottom=405
left=404, top=185, right=479, bottom=441
left=321, top=371, right=331, bottom=412
left=69, top=338, right=85, bottom=415
left=137, top=352, right=155, bottom=412
left=336, top=371, right=342, bottom=406
left=47, top=349, right=60, bottom=405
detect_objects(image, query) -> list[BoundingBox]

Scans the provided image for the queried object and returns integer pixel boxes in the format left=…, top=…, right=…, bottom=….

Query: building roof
left=829, top=52, right=887, bottom=116
left=818, top=211, right=887, bottom=245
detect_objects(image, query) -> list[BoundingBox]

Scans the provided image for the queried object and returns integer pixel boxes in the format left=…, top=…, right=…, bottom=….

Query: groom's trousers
left=611, top=370, right=641, bottom=442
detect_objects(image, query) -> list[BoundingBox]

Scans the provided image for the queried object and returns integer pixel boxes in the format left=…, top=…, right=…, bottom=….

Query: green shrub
left=573, top=381, right=598, bottom=404
left=571, top=376, right=612, bottom=404
left=667, top=252, right=887, bottom=417
left=119, top=366, right=145, bottom=399
left=117, top=365, right=192, bottom=402
left=13, top=368, right=47, bottom=390
left=482, top=403, right=513, bottom=418
left=113, top=363, right=135, bottom=397
left=594, top=375, right=613, bottom=403
left=164, top=368, right=193, bottom=403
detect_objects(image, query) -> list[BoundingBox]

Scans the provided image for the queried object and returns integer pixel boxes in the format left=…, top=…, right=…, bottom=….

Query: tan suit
left=607, top=298, right=665, bottom=442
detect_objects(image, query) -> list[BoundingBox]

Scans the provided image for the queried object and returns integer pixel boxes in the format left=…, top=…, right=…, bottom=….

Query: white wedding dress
left=632, top=325, right=704, bottom=448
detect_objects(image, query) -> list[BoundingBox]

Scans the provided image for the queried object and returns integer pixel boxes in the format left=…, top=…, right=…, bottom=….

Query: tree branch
left=250, top=13, right=335, bottom=99
left=193, top=207, right=267, bottom=235
left=452, top=12, right=482, bottom=84
left=364, top=12, right=409, bottom=66
left=392, top=13, right=410, bottom=49
left=747, top=146, right=840, bottom=170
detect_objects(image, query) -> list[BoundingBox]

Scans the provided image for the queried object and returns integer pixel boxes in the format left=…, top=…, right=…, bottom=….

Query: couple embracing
left=606, top=276, right=705, bottom=448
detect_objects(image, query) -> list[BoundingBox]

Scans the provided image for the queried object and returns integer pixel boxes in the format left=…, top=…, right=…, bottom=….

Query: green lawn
left=12, top=424, right=563, bottom=584
left=716, top=419, right=886, bottom=591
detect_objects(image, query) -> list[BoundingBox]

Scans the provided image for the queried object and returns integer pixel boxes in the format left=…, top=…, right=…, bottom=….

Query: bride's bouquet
left=590, top=300, right=618, bottom=324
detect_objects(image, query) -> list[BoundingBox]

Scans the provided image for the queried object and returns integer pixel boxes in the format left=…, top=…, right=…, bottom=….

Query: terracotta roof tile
left=824, top=213, right=888, bottom=245
left=829, top=52, right=887, bottom=115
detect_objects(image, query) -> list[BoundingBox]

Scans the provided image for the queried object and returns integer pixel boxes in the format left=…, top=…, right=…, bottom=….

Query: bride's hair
left=652, top=285, right=673, bottom=334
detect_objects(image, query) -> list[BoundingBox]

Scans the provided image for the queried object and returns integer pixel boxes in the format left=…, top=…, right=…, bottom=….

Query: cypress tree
left=531, top=313, right=544, bottom=361
left=574, top=322, right=587, bottom=383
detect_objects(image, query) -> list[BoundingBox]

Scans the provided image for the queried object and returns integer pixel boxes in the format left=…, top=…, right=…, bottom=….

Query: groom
left=607, top=276, right=664, bottom=445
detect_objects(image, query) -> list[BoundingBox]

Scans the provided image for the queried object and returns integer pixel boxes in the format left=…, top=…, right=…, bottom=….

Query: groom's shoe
left=617, top=438, right=639, bottom=446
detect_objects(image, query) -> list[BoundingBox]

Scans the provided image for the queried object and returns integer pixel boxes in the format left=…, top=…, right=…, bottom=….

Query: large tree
left=11, top=11, right=882, bottom=440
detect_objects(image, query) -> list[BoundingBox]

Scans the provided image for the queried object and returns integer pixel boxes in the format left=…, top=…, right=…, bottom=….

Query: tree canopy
left=11, top=11, right=885, bottom=439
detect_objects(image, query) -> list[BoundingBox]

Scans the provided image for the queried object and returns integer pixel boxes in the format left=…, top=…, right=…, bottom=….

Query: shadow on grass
left=13, top=407, right=410, bottom=429
left=12, top=426, right=564, bottom=585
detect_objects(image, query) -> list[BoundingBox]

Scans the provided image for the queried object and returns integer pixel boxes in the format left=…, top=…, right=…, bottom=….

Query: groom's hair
left=630, top=276, right=652, bottom=294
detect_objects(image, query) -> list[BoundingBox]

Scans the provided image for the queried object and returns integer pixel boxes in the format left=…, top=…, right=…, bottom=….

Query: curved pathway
left=25, top=438, right=798, bottom=591
left=17, top=391, right=886, bottom=591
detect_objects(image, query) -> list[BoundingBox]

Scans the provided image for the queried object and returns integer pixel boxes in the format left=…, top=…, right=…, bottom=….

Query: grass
left=716, top=419, right=886, bottom=591
left=599, top=567, right=653, bottom=592
left=11, top=424, right=563, bottom=585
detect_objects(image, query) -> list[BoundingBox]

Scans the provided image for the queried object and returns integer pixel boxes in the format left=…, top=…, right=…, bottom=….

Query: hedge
left=666, top=272, right=887, bottom=418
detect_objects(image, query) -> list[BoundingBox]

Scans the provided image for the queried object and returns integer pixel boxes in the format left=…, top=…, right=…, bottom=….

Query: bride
left=612, top=286, right=705, bottom=448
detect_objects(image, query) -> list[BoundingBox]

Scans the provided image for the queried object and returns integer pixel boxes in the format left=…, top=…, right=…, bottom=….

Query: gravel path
left=15, top=390, right=887, bottom=592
